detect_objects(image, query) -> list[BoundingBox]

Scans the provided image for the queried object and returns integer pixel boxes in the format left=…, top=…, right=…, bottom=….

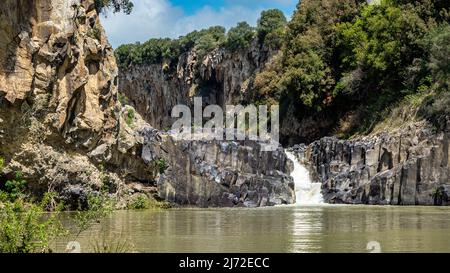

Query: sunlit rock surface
left=295, top=121, right=450, bottom=206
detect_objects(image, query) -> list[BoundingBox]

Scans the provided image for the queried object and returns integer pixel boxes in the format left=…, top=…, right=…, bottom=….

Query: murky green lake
left=54, top=205, right=450, bottom=253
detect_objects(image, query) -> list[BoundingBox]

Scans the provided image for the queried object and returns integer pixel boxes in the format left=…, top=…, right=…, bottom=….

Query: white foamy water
left=285, top=151, right=323, bottom=205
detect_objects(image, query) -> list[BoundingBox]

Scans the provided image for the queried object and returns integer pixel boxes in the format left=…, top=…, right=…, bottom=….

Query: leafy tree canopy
left=225, top=22, right=256, bottom=51
left=95, top=0, right=134, bottom=15
left=115, top=9, right=289, bottom=68
left=257, top=9, right=287, bottom=44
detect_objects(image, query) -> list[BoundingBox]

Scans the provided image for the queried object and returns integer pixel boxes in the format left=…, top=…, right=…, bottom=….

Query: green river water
left=54, top=205, right=450, bottom=253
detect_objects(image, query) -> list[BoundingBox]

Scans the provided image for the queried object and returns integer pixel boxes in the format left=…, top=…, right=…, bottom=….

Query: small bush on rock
left=128, top=195, right=150, bottom=210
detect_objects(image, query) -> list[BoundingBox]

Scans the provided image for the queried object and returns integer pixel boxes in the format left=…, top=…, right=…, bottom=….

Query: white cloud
left=173, top=5, right=263, bottom=37
left=101, top=0, right=267, bottom=48
left=101, top=0, right=182, bottom=47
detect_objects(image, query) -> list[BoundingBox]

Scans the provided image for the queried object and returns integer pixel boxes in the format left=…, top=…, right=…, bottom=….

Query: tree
left=94, top=0, right=134, bottom=15
left=193, top=26, right=226, bottom=58
left=115, top=43, right=142, bottom=68
left=426, top=24, right=450, bottom=92
left=280, top=0, right=364, bottom=109
left=333, top=0, right=430, bottom=98
left=257, top=9, right=287, bottom=46
left=252, top=53, right=284, bottom=106
left=225, top=22, right=256, bottom=51
left=339, top=2, right=427, bottom=72
left=417, top=24, right=450, bottom=121
left=115, top=26, right=227, bottom=68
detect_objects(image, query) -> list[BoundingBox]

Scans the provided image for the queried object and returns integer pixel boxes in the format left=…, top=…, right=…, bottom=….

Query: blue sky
left=101, top=0, right=298, bottom=48
left=169, top=0, right=296, bottom=16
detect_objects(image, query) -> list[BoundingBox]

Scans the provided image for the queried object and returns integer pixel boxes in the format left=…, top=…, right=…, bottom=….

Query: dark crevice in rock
left=62, top=85, right=85, bottom=136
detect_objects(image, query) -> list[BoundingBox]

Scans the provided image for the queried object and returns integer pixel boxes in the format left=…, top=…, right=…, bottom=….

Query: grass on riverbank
left=127, top=194, right=172, bottom=210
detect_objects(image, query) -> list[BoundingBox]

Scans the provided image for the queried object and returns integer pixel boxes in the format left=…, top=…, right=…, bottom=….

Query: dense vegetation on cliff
left=254, top=0, right=449, bottom=137
left=115, top=0, right=449, bottom=142
left=115, top=9, right=287, bottom=68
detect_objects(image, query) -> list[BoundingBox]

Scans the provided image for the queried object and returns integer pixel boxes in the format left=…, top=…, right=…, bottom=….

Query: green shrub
left=73, top=194, right=114, bottom=237
left=431, top=186, right=448, bottom=206
left=128, top=195, right=150, bottom=210
left=126, top=108, right=135, bottom=127
left=141, top=38, right=179, bottom=63
left=5, top=172, right=27, bottom=201
left=118, top=92, right=129, bottom=105
left=155, top=158, right=168, bottom=174
left=128, top=195, right=171, bottom=210
left=0, top=195, right=66, bottom=253
left=254, top=0, right=448, bottom=127
left=0, top=191, right=8, bottom=203
left=336, top=2, right=428, bottom=74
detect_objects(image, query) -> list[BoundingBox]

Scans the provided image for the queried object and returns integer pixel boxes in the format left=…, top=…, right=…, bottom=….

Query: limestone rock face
left=1, top=0, right=119, bottom=147
left=297, top=121, right=450, bottom=206
left=0, top=1, right=293, bottom=208
left=119, top=40, right=272, bottom=130
left=0, top=0, right=157, bottom=206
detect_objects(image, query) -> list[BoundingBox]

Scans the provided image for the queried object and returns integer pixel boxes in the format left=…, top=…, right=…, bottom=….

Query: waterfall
left=285, top=151, right=323, bottom=205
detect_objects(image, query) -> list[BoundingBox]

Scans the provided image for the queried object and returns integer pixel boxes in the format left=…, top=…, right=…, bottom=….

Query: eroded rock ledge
left=295, top=121, right=450, bottom=206
left=154, top=135, right=295, bottom=207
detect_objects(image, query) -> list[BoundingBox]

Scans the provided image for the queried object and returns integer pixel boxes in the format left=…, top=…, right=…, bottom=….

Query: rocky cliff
left=156, top=136, right=294, bottom=207
left=0, top=0, right=159, bottom=207
left=0, top=1, right=294, bottom=208
left=294, top=121, right=450, bottom=206
left=118, top=41, right=297, bottom=207
left=114, top=0, right=450, bottom=207
left=119, top=40, right=272, bottom=130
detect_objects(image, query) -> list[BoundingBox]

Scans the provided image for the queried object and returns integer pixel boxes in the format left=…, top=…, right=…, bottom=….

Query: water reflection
left=55, top=206, right=450, bottom=253
left=288, top=207, right=324, bottom=253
